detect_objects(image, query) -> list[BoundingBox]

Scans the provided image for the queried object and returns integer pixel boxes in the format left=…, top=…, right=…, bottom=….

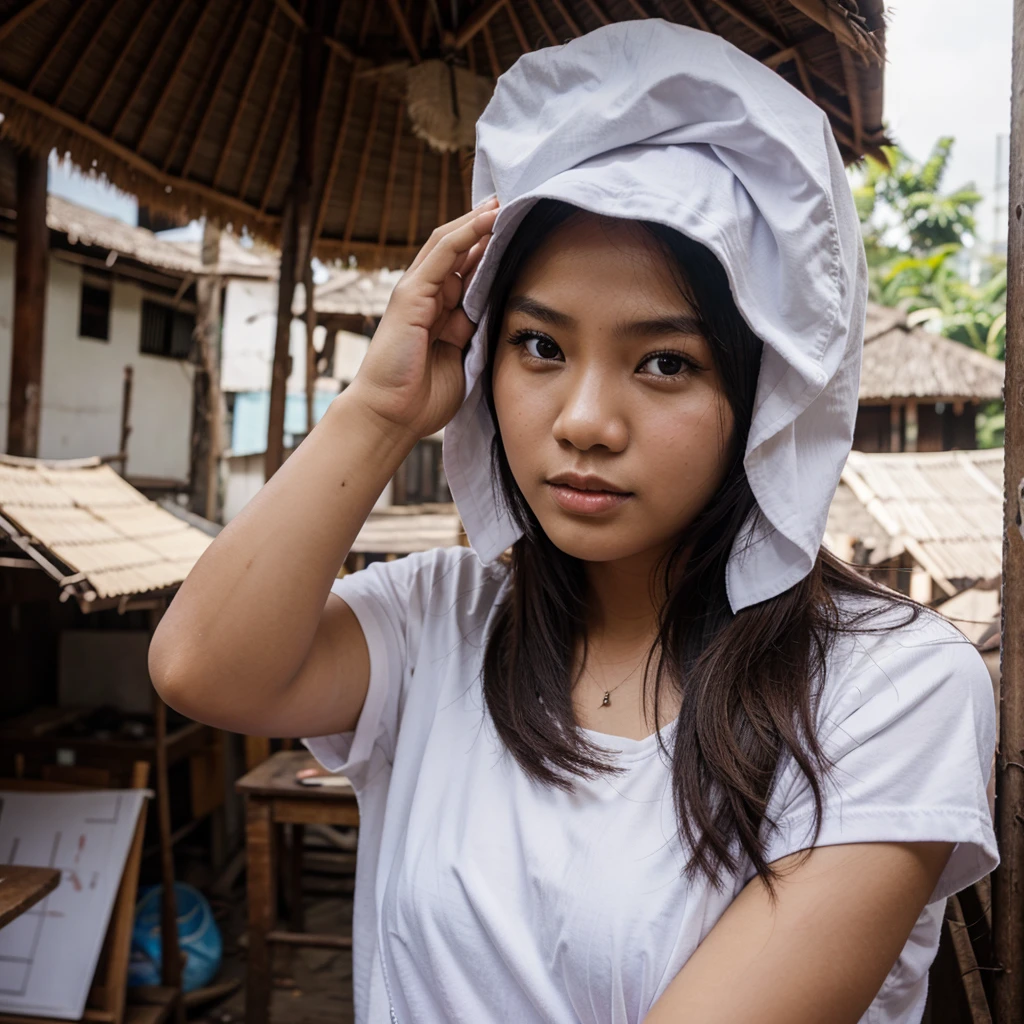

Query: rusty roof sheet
left=0, top=456, right=213, bottom=604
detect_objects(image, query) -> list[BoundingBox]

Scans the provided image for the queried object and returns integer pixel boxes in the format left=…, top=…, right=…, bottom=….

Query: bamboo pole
left=993, top=2, right=1024, bottom=1017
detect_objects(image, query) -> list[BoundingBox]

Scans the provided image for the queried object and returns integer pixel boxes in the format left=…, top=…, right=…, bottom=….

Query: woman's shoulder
left=818, top=591, right=994, bottom=737
left=336, top=545, right=509, bottom=627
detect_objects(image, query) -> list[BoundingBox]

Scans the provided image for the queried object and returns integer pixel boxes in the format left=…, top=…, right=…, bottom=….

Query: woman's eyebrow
left=614, top=314, right=704, bottom=339
left=506, top=295, right=576, bottom=329
left=507, top=298, right=703, bottom=340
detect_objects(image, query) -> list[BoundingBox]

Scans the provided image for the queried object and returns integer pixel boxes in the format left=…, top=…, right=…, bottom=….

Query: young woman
left=150, top=21, right=998, bottom=1024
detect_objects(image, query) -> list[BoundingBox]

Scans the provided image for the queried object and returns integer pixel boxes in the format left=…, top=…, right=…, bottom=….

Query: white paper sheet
left=0, top=789, right=148, bottom=1020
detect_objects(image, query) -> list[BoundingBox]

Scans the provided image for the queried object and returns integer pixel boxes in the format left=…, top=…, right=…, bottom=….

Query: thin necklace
left=599, top=677, right=630, bottom=708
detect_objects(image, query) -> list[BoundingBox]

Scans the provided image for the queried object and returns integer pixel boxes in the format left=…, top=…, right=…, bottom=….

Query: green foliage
left=853, top=137, right=983, bottom=261
left=850, top=135, right=1006, bottom=448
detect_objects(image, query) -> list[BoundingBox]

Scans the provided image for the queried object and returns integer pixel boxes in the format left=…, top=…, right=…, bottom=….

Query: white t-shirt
left=303, top=546, right=998, bottom=1024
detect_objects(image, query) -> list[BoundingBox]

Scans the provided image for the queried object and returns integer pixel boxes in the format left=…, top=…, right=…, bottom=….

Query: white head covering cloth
left=442, top=20, right=867, bottom=612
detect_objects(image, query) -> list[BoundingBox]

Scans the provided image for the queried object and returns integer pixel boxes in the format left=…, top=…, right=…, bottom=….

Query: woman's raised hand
left=348, top=198, right=499, bottom=442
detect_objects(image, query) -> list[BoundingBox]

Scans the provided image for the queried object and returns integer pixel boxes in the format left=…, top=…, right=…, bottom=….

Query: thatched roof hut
left=0, top=0, right=888, bottom=268
left=861, top=303, right=1005, bottom=405
left=854, top=303, right=1005, bottom=454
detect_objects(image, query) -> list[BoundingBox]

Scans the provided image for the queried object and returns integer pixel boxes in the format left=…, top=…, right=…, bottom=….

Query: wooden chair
left=236, top=750, right=359, bottom=1024
left=0, top=762, right=181, bottom=1024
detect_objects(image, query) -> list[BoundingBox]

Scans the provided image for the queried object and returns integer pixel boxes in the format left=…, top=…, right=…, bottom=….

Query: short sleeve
left=760, top=612, right=999, bottom=904
left=301, top=549, right=442, bottom=787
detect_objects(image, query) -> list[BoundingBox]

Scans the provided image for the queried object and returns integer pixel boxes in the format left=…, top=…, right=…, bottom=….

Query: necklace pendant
left=601, top=691, right=610, bottom=707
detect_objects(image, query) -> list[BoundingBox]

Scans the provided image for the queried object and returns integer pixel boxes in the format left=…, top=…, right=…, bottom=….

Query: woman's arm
left=643, top=841, right=954, bottom=1024
left=148, top=200, right=498, bottom=740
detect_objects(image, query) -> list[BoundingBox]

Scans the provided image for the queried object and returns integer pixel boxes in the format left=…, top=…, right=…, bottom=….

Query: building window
left=79, top=283, right=111, bottom=341
left=140, top=300, right=194, bottom=359
left=394, top=439, right=451, bottom=505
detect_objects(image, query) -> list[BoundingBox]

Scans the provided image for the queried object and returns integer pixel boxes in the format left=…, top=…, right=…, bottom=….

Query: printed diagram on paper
left=0, top=789, right=147, bottom=1020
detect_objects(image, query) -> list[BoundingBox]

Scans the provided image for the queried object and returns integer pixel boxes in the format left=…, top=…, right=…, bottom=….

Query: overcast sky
left=50, top=0, right=1015, bottom=247
left=883, top=0, right=1012, bottom=248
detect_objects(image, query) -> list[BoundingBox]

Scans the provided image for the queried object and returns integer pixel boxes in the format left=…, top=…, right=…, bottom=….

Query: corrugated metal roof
left=827, top=448, right=1003, bottom=589
left=0, top=456, right=213, bottom=604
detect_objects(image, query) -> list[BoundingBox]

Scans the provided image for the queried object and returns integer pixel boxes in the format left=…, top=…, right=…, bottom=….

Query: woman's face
left=491, top=214, right=736, bottom=566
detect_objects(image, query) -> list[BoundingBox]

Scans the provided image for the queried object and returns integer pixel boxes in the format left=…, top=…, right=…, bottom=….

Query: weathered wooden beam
left=547, top=0, right=581, bottom=36
left=135, top=0, right=214, bottom=153
left=266, top=198, right=296, bottom=481
left=522, top=0, right=558, bottom=45
left=7, top=149, right=48, bottom=459
left=54, top=0, right=126, bottom=109
left=504, top=1, right=530, bottom=52
left=238, top=24, right=299, bottom=200
left=0, top=0, right=51, bottom=45
left=313, top=68, right=360, bottom=241
left=0, top=77, right=274, bottom=224
left=271, top=0, right=305, bottom=31
left=378, top=100, right=406, bottom=247
left=149, top=635, right=184, bottom=1010
left=481, top=23, right=502, bottom=76
left=193, top=219, right=224, bottom=522
left=110, top=0, right=191, bottom=139
left=384, top=0, right=421, bottom=61
left=181, top=10, right=253, bottom=178
left=679, top=0, right=712, bottom=32
left=213, top=13, right=279, bottom=188
left=835, top=40, right=863, bottom=154
left=621, top=0, right=649, bottom=18
left=437, top=150, right=450, bottom=227
left=945, top=895, right=993, bottom=1024
left=455, top=0, right=509, bottom=48
left=28, top=0, right=93, bottom=94
left=342, top=80, right=384, bottom=245
left=579, top=0, right=610, bottom=27
left=84, top=0, right=156, bottom=125
left=259, top=98, right=298, bottom=213
left=161, top=0, right=244, bottom=172
left=993, top=2, right=1024, bottom=1017
left=407, top=137, right=425, bottom=246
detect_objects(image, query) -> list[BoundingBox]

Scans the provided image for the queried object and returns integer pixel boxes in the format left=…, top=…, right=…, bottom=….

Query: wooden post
left=266, top=0, right=325, bottom=480
left=904, top=399, right=918, bottom=453
left=118, top=364, right=133, bottom=474
left=195, top=218, right=224, bottom=521
left=149, top=603, right=184, bottom=1022
left=304, top=259, right=316, bottom=436
left=993, top=1, right=1024, bottom=1016
left=889, top=402, right=902, bottom=453
left=7, top=149, right=48, bottom=457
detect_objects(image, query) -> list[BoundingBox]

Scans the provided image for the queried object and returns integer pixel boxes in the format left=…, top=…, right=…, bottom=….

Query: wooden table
left=0, top=864, right=60, bottom=929
left=236, top=750, right=358, bottom=1024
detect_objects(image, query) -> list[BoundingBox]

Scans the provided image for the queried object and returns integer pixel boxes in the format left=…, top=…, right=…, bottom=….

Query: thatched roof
left=0, top=454, right=214, bottom=610
left=351, top=502, right=464, bottom=553
left=825, top=448, right=1004, bottom=594
left=0, top=191, right=278, bottom=279
left=0, top=0, right=888, bottom=269
left=860, top=303, right=1005, bottom=404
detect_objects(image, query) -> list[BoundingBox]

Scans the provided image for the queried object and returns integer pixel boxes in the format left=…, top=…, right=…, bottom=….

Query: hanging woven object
left=406, top=60, right=495, bottom=154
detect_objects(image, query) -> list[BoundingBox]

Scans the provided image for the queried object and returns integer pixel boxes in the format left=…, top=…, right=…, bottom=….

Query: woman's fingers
left=417, top=207, right=499, bottom=288
left=407, top=197, right=498, bottom=274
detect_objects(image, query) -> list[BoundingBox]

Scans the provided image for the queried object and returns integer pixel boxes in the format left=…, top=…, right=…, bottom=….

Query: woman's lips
left=547, top=483, right=632, bottom=515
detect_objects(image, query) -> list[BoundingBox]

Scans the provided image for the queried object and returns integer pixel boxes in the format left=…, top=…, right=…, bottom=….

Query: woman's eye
left=639, top=352, right=689, bottom=377
left=523, top=334, right=563, bottom=360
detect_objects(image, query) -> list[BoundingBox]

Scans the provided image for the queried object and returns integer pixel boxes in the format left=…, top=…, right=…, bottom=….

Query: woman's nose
left=552, top=369, right=629, bottom=453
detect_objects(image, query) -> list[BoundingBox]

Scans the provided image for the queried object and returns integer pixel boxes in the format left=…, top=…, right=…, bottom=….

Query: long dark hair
left=479, top=199, right=918, bottom=900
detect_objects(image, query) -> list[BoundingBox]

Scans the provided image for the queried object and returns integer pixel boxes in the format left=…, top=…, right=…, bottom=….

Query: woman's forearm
left=149, top=387, right=415, bottom=717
